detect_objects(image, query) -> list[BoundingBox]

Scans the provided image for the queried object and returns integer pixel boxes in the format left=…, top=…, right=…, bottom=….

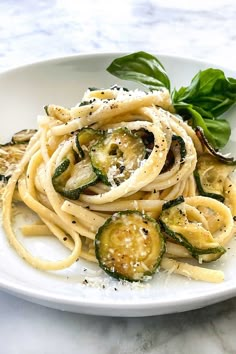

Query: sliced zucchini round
left=159, top=197, right=226, bottom=262
left=76, top=127, right=104, bottom=158
left=195, top=126, right=236, bottom=165
left=160, top=135, right=186, bottom=173
left=95, top=210, right=165, bottom=282
left=0, top=128, right=37, bottom=181
left=11, top=129, right=37, bottom=144
left=52, top=157, right=97, bottom=200
left=171, top=135, right=186, bottom=163
left=194, top=154, right=235, bottom=202
left=133, top=128, right=154, bottom=151
left=90, top=128, right=146, bottom=186
left=0, top=142, right=29, bottom=181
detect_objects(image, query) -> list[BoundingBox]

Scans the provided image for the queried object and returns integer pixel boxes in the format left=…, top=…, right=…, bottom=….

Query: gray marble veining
left=0, top=1, right=236, bottom=353
left=0, top=0, right=236, bottom=71
left=1, top=290, right=236, bottom=354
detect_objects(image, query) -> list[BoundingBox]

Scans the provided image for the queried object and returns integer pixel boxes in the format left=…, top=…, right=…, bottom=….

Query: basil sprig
left=106, top=52, right=236, bottom=149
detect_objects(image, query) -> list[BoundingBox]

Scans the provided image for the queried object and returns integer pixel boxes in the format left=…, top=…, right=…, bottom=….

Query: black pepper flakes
left=119, top=165, right=125, bottom=173
left=142, top=228, right=149, bottom=235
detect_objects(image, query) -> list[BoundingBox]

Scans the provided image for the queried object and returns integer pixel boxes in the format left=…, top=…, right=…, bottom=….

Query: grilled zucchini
left=194, top=154, right=235, bottom=202
left=52, top=156, right=97, bottom=200
left=95, top=210, right=165, bottom=281
left=75, top=127, right=104, bottom=158
left=90, top=128, right=146, bottom=186
left=159, top=196, right=225, bottom=262
left=0, top=129, right=36, bottom=181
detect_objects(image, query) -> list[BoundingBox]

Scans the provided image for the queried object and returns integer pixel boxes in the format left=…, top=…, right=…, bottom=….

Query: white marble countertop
left=1, top=0, right=236, bottom=353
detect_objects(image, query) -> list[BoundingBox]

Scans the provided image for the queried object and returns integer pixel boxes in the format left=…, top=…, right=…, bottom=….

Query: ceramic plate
left=0, top=53, right=236, bottom=317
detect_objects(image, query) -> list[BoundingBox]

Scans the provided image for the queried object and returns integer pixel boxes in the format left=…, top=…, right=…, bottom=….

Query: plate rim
left=0, top=51, right=235, bottom=76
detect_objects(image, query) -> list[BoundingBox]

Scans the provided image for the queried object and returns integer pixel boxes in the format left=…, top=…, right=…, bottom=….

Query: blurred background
left=0, top=0, right=235, bottom=71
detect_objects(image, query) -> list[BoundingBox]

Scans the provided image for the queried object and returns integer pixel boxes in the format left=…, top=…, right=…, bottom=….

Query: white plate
left=0, top=53, right=236, bottom=317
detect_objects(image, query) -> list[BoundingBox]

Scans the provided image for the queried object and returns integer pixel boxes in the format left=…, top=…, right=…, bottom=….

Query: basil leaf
left=173, top=69, right=236, bottom=118
left=204, top=118, right=231, bottom=149
left=174, top=103, right=231, bottom=149
left=106, top=51, right=170, bottom=91
left=174, top=103, right=216, bottom=147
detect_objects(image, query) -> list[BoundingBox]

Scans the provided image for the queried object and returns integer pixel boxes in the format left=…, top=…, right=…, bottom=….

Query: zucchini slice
left=75, top=128, right=104, bottom=158
left=159, top=197, right=225, bottom=262
left=0, top=129, right=37, bottom=181
left=11, top=129, right=37, bottom=144
left=161, top=135, right=187, bottom=173
left=194, top=154, right=235, bottom=202
left=90, top=128, right=146, bottom=186
left=195, top=126, right=236, bottom=165
left=52, top=157, right=97, bottom=200
left=0, top=129, right=37, bottom=197
left=133, top=128, right=154, bottom=151
left=171, top=135, right=186, bottom=163
left=95, top=210, right=165, bottom=281
left=133, top=131, right=186, bottom=166
left=0, top=143, right=28, bottom=181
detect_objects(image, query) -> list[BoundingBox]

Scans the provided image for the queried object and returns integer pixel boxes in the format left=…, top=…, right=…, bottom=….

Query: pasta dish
left=1, top=84, right=235, bottom=284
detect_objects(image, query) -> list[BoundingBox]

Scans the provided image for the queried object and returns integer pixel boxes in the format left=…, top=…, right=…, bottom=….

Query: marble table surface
left=1, top=0, right=236, bottom=353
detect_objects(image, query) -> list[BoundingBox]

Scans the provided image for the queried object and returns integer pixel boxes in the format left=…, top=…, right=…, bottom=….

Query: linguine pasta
left=2, top=86, right=236, bottom=283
